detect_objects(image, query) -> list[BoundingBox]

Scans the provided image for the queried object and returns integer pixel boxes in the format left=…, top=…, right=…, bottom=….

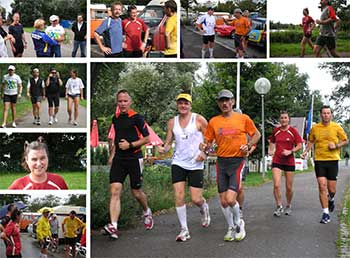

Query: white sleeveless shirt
left=172, top=113, right=204, bottom=170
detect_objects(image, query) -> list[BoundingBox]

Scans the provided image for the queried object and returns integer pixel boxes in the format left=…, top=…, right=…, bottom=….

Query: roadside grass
left=271, top=39, right=349, bottom=57
left=91, top=164, right=314, bottom=229
left=80, top=99, right=87, bottom=107
left=336, top=185, right=350, bottom=257
left=0, top=171, right=86, bottom=189
left=24, top=27, right=34, bottom=33
left=0, top=99, right=32, bottom=125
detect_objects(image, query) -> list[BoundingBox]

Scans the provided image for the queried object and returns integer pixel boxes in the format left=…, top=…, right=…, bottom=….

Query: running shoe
left=285, top=206, right=292, bottom=216
left=176, top=228, right=190, bottom=242
left=144, top=212, right=154, bottom=230
left=234, top=219, right=246, bottom=241
left=33, top=118, right=37, bottom=125
left=328, top=199, right=335, bottom=212
left=1, top=123, right=6, bottom=128
left=273, top=206, right=284, bottom=217
left=73, top=121, right=78, bottom=126
left=36, top=119, right=41, bottom=125
left=48, top=117, right=53, bottom=125
left=200, top=205, right=211, bottom=228
left=54, top=116, right=58, bottom=123
left=12, top=122, right=16, bottom=128
left=104, top=223, right=118, bottom=239
left=223, top=226, right=235, bottom=242
left=320, top=213, right=331, bottom=224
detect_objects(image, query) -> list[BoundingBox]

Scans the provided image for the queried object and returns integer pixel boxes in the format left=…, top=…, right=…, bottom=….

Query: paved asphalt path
left=92, top=163, right=350, bottom=258
left=181, top=25, right=266, bottom=59
left=14, top=98, right=87, bottom=128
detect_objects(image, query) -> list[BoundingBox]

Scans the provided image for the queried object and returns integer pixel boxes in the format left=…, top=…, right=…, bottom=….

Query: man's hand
left=316, top=19, right=322, bottom=24
left=300, top=151, right=308, bottom=159
left=281, top=149, right=293, bottom=156
left=199, top=142, right=207, bottom=151
left=240, top=144, right=249, bottom=153
left=118, top=139, right=130, bottom=150
left=328, top=142, right=336, bottom=150
left=195, top=152, right=207, bottom=162
left=101, top=46, right=112, bottom=55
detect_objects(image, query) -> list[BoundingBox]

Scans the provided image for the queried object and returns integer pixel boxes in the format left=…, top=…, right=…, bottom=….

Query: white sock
left=231, top=202, right=241, bottom=226
left=201, top=49, right=206, bottom=58
left=144, top=208, right=152, bottom=215
left=200, top=200, right=208, bottom=212
left=209, top=48, right=214, bottom=57
left=323, top=208, right=329, bottom=214
left=176, top=205, right=188, bottom=230
left=221, top=206, right=234, bottom=228
left=112, top=221, right=118, bottom=229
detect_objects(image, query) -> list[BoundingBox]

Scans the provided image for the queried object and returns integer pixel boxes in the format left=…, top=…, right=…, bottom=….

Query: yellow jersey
left=62, top=216, right=84, bottom=238
left=309, top=121, right=347, bottom=160
left=164, top=14, right=177, bottom=56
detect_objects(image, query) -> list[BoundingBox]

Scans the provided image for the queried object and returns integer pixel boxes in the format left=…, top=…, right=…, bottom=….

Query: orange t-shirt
left=232, top=16, right=250, bottom=36
left=205, top=113, right=258, bottom=157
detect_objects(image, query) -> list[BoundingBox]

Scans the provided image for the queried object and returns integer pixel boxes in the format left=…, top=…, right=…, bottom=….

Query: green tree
left=181, top=0, right=198, bottom=18
left=320, top=62, right=350, bottom=120
left=64, top=194, right=86, bottom=206
left=0, top=195, right=30, bottom=206
left=28, top=195, right=61, bottom=212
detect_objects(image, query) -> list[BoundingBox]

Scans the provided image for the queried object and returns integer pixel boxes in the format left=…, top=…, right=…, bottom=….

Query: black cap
left=208, top=7, right=214, bottom=11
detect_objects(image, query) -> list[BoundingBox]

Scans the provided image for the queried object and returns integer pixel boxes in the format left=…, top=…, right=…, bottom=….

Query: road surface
left=11, top=98, right=87, bottom=128
left=5, top=28, right=78, bottom=58
left=182, top=25, right=266, bottom=59
left=92, top=163, right=350, bottom=258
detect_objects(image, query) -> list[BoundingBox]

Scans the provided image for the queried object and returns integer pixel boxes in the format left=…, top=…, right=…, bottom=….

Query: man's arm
left=21, top=31, right=27, bottom=49
left=18, top=83, right=22, bottom=98
left=157, top=118, right=174, bottom=153
left=301, top=141, right=314, bottom=159
left=240, top=130, right=261, bottom=153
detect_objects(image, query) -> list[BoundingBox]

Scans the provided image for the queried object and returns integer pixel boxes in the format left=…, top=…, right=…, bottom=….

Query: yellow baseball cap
left=176, top=93, right=192, bottom=103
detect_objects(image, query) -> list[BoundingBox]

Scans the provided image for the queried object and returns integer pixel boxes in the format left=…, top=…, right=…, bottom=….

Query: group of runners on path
left=0, top=65, right=85, bottom=128
left=102, top=89, right=348, bottom=242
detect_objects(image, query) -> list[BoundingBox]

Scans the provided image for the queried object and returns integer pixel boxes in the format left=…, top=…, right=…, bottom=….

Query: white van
left=52, top=206, right=86, bottom=239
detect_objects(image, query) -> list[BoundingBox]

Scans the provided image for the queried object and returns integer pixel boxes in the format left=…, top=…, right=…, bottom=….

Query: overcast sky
left=269, top=0, right=350, bottom=24
left=0, top=0, right=13, bottom=15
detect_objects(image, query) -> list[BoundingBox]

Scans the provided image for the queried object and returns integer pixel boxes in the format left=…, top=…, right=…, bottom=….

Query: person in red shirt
left=8, top=137, right=68, bottom=190
left=122, top=5, right=149, bottom=58
left=300, top=8, right=315, bottom=57
left=1, top=209, right=22, bottom=258
left=268, top=111, right=303, bottom=217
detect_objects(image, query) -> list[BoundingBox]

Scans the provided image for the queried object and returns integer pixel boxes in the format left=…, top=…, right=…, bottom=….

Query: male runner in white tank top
left=158, top=93, right=210, bottom=242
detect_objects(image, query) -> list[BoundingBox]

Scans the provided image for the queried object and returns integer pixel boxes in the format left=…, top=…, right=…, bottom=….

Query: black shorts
left=304, top=33, right=312, bottom=39
left=3, top=94, right=17, bottom=103
left=315, top=161, right=339, bottom=180
left=7, top=254, right=22, bottom=258
left=164, top=54, right=177, bottom=58
left=13, top=43, right=24, bottom=55
left=202, top=35, right=215, bottom=44
left=68, top=94, right=80, bottom=99
left=31, top=96, right=42, bottom=104
left=65, top=237, right=77, bottom=247
left=234, top=34, right=244, bottom=50
left=105, top=52, right=123, bottom=58
left=123, top=50, right=143, bottom=58
left=52, top=233, right=58, bottom=239
left=171, top=165, right=204, bottom=188
left=40, top=239, right=49, bottom=249
left=47, top=94, right=60, bottom=107
left=110, top=158, right=143, bottom=189
left=272, top=163, right=295, bottom=172
left=315, top=36, right=336, bottom=50
left=216, top=157, right=245, bottom=193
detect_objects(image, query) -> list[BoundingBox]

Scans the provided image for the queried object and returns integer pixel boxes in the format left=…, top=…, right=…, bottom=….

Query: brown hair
left=111, top=2, right=123, bottom=10
left=320, top=105, right=332, bottom=114
left=21, top=136, right=49, bottom=172
left=279, top=110, right=289, bottom=117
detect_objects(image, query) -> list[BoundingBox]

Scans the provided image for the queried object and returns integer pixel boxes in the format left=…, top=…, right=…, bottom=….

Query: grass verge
left=0, top=99, right=32, bottom=125
left=271, top=39, right=349, bottom=57
left=0, top=171, right=86, bottom=189
left=80, top=99, right=87, bottom=107
left=336, top=185, right=350, bottom=257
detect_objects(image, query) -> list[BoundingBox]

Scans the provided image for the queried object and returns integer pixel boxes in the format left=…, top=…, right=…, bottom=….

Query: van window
left=93, top=10, right=107, bottom=19
left=138, top=6, right=164, bottom=27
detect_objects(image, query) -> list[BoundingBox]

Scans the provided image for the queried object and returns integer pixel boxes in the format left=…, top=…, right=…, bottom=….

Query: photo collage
left=0, top=0, right=350, bottom=257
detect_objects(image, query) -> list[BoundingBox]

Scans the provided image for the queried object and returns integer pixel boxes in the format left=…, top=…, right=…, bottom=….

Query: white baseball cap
left=33, top=68, right=39, bottom=73
left=8, top=65, right=15, bottom=71
left=49, top=15, right=59, bottom=22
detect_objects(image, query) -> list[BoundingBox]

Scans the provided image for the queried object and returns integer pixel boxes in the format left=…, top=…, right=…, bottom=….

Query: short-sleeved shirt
left=4, top=220, right=21, bottom=256
left=270, top=126, right=303, bottom=166
left=302, top=16, right=315, bottom=34
left=2, top=74, right=22, bottom=95
left=49, top=219, right=59, bottom=235
left=36, top=216, right=51, bottom=241
left=95, top=17, right=123, bottom=54
left=122, top=18, right=148, bottom=52
left=8, top=24, right=23, bottom=45
left=112, top=109, right=149, bottom=159
left=62, top=217, right=84, bottom=238
left=65, top=77, right=84, bottom=95
left=232, top=16, right=250, bottom=36
left=319, top=6, right=337, bottom=37
left=205, top=113, right=258, bottom=157
left=309, top=121, right=348, bottom=161
left=8, top=173, right=68, bottom=190
left=45, top=25, right=65, bottom=41
left=196, top=14, right=216, bottom=36
left=164, top=14, right=177, bottom=55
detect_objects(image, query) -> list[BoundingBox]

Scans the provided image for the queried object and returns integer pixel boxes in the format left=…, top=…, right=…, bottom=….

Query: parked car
left=247, top=17, right=266, bottom=48
left=215, top=23, right=235, bottom=38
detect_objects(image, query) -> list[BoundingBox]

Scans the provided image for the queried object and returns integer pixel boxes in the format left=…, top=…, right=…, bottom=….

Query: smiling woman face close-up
left=25, top=148, right=49, bottom=179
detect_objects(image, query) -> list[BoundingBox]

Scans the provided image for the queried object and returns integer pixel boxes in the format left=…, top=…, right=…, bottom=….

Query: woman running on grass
left=300, top=8, right=315, bottom=57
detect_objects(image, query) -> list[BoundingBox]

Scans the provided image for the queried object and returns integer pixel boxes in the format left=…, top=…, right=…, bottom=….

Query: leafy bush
left=91, top=146, right=109, bottom=166
left=271, top=29, right=319, bottom=43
